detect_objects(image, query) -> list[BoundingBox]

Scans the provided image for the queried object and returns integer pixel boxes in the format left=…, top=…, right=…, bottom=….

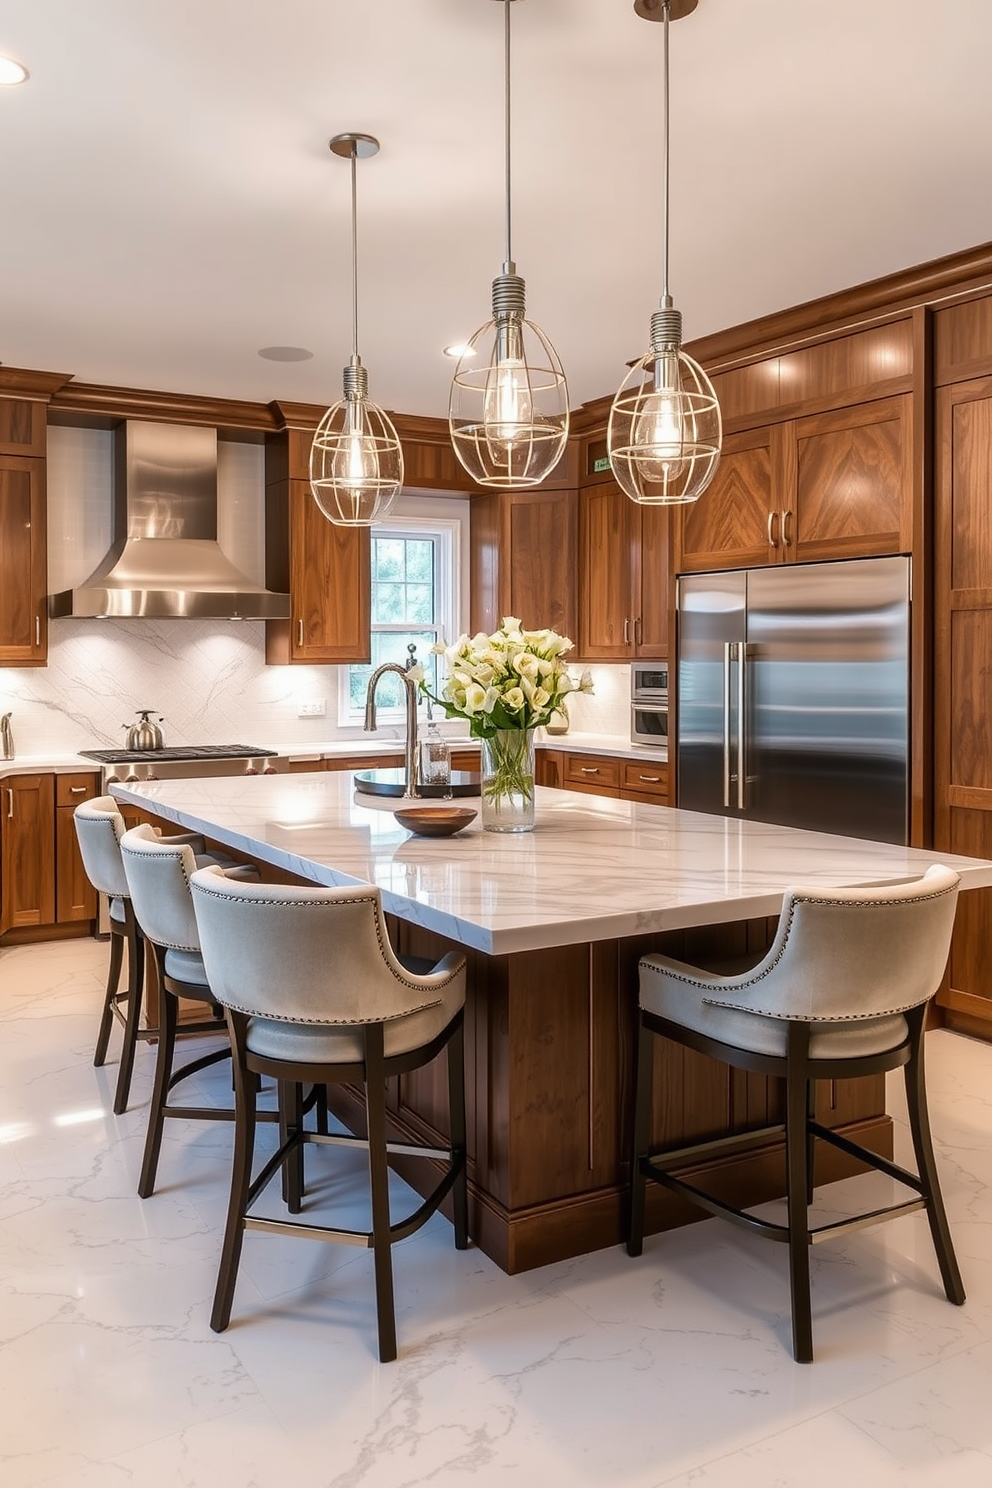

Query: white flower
left=405, top=662, right=425, bottom=683
left=502, top=686, right=526, bottom=712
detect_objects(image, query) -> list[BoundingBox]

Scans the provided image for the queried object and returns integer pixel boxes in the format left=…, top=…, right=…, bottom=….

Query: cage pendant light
left=309, top=133, right=403, bottom=527
left=448, top=0, right=569, bottom=489
left=608, top=0, right=721, bottom=506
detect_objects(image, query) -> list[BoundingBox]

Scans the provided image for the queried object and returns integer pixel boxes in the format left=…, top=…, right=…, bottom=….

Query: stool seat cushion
left=163, top=947, right=211, bottom=990
left=640, top=957, right=909, bottom=1059
left=246, top=979, right=462, bottom=1065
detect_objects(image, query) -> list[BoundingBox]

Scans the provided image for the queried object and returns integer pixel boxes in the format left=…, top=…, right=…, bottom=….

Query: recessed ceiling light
left=0, top=55, right=29, bottom=86
left=257, top=345, right=314, bottom=362
left=443, top=344, right=476, bottom=360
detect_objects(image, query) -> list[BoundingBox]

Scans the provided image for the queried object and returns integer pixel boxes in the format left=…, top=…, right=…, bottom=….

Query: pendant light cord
left=503, top=0, right=513, bottom=271
left=662, top=0, right=670, bottom=304
left=350, top=144, right=360, bottom=359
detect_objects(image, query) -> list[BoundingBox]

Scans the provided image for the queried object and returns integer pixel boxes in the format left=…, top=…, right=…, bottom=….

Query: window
left=340, top=499, right=466, bottom=724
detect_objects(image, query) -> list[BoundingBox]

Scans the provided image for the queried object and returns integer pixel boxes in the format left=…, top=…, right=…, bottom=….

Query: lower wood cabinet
left=0, top=771, right=100, bottom=939
left=537, top=749, right=668, bottom=805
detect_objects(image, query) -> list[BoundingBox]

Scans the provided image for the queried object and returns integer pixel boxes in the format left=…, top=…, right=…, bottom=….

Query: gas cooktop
left=79, top=744, right=278, bottom=764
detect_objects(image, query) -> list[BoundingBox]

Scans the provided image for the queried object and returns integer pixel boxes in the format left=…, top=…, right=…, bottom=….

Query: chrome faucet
left=0, top=713, right=13, bottom=761
left=364, top=664, right=419, bottom=797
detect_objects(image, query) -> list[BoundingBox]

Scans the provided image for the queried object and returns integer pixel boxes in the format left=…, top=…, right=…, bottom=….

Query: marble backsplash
left=0, top=622, right=631, bottom=757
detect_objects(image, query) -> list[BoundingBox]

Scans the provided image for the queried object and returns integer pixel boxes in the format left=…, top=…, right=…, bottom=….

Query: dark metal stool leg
left=786, top=1026, right=814, bottom=1363
left=211, top=1013, right=256, bottom=1334
left=93, top=923, right=125, bottom=1068
left=138, top=958, right=178, bottom=1198
left=112, top=909, right=145, bottom=1115
left=806, top=1077, right=817, bottom=1207
left=904, top=1009, right=966, bottom=1306
left=626, top=1017, right=655, bottom=1257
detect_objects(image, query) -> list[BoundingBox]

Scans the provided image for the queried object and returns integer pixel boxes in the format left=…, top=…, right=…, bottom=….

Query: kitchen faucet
left=363, top=650, right=419, bottom=797
left=0, top=713, right=13, bottom=761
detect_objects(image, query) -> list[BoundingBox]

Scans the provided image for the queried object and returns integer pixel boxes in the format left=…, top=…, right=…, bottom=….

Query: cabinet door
left=266, top=477, right=371, bottom=664
left=933, top=377, right=992, bottom=1030
left=56, top=806, right=97, bottom=922
left=633, top=504, right=670, bottom=656
left=678, top=427, right=777, bottom=573
left=0, top=398, right=46, bottom=457
left=470, top=489, right=577, bottom=640
left=0, top=456, right=47, bottom=666
left=791, top=395, right=912, bottom=561
left=535, top=749, right=563, bottom=789
left=0, top=774, right=55, bottom=932
left=577, top=482, right=634, bottom=659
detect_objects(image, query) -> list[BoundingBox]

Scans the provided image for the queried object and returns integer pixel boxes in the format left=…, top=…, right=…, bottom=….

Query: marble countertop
left=109, top=771, right=992, bottom=957
left=0, top=754, right=101, bottom=778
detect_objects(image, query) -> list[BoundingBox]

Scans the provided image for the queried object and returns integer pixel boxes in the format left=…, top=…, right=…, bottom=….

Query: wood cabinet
left=264, top=429, right=371, bottom=665
left=577, top=480, right=670, bottom=659
left=536, top=748, right=668, bottom=805
left=933, top=371, right=992, bottom=1033
left=0, top=454, right=47, bottom=666
left=1, top=771, right=100, bottom=939
left=677, top=396, right=913, bottom=574
left=470, top=487, right=576, bottom=640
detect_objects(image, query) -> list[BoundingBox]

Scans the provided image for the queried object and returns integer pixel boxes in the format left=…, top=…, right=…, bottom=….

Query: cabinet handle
left=35, top=614, right=41, bottom=646
left=297, top=618, right=304, bottom=647
left=623, top=618, right=630, bottom=645
left=781, top=509, right=793, bottom=547
left=580, top=767, right=601, bottom=775
left=767, top=511, right=779, bottom=548
left=69, top=785, right=88, bottom=794
left=634, top=616, right=642, bottom=645
left=6, top=788, right=12, bottom=820
left=638, top=774, right=662, bottom=784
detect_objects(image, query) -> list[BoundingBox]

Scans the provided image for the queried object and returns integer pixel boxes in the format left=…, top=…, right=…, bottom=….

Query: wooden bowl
left=393, top=806, right=477, bottom=838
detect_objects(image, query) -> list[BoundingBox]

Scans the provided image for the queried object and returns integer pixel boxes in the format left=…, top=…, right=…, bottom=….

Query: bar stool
left=73, top=796, right=207, bottom=1114
left=119, top=824, right=269, bottom=1197
left=189, top=866, right=469, bottom=1363
left=627, top=865, right=965, bottom=1363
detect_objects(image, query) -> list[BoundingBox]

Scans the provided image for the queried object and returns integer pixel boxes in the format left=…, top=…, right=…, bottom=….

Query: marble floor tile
left=3, top=939, right=992, bottom=1488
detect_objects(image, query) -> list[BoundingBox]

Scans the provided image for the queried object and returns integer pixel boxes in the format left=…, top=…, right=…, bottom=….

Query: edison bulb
left=483, top=357, right=533, bottom=454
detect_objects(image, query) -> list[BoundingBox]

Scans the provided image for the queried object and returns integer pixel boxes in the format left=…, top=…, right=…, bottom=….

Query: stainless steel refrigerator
left=676, top=556, right=910, bottom=845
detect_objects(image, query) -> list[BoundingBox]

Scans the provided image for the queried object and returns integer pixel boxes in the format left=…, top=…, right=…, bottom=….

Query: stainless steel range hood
left=48, top=420, right=291, bottom=620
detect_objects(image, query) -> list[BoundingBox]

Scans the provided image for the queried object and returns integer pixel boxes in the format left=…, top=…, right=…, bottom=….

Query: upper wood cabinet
left=470, top=487, right=577, bottom=640
left=264, top=430, right=371, bottom=665
left=677, top=395, right=913, bottom=573
left=0, top=454, right=48, bottom=666
left=0, top=397, right=46, bottom=458
left=577, top=480, right=669, bottom=660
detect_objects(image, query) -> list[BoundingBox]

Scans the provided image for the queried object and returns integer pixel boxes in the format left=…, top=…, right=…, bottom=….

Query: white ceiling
left=2, top=0, right=991, bottom=420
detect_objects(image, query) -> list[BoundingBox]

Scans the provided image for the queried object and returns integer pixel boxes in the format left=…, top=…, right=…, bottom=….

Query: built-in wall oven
left=630, top=662, right=669, bottom=750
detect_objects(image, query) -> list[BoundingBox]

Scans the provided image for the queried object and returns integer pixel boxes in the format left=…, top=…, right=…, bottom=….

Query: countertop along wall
left=0, top=426, right=633, bottom=757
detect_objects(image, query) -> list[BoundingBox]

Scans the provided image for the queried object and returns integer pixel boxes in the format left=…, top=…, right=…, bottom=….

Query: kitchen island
left=112, top=771, right=992, bottom=1272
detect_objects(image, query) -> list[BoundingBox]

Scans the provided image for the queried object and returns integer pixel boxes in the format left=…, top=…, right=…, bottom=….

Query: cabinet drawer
left=449, top=749, right=480, bottom=773
left=56, top=772, right=101, bottom=807
left=564, top=753, right=621, bottom=790
left=621, top=761, right=668, bottom=799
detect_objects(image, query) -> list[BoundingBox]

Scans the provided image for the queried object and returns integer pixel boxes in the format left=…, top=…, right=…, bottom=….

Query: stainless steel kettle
left=122, top=709, right=165, bottom=751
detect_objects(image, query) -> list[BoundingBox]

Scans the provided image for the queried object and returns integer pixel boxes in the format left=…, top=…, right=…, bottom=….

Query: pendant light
left=309, top=133, right=403, bottom=527
left=448, top=0, right=569, bottom=488
left=608, top=0, right=721, bottom=506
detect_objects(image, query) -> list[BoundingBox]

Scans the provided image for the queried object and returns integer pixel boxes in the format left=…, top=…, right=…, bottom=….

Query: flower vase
left=480, top=728, right=536, bottom=833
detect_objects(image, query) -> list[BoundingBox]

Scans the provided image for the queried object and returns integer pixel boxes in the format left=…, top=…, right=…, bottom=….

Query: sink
left=354, top=767, right=481, bottom=799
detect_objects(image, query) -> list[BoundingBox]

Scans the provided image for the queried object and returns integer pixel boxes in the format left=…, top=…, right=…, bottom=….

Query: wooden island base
left=329, top=914, right=892, bottom=1275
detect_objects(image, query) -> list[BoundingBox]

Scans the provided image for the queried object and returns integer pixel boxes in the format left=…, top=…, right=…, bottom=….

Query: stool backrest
left=73, top=795, right=130, bottom=900
left=189, top=866, right=443, bottom=1026
left=120, top=824, right=200, bottom=952
left=706, top=865, right=961, bottom=1023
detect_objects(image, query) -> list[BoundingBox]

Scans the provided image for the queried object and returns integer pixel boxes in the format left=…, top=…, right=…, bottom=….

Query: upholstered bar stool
left=73, top=796, right=207, bottom=1114
left=119, top=824, right=269, bottom=1197
left=627, top=865, right=965, bottom=1363
left=189, top=866, right=469, bottom=1363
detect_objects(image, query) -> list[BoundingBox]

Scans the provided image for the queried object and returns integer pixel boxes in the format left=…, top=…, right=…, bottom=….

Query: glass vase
left=480, top=728, right=536, bottom=833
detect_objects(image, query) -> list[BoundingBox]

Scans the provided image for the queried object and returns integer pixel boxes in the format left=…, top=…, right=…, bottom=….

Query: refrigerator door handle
left=723, top=642, right=734, bottom=808
left=737, top=642, right=748, bottom=810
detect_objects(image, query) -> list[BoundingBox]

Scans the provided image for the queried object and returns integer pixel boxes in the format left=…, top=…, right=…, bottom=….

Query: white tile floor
left=2, top=939, right=992, bottom=1488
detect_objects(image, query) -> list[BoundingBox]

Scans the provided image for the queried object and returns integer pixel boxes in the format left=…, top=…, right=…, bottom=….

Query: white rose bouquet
left=407, top=618, right=594, bottom=828
left=407, top=617, right=594, bottom=738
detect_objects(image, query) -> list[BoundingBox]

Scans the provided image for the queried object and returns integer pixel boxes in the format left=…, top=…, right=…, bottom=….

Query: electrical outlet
left=297, top=698, right=326, bottom=718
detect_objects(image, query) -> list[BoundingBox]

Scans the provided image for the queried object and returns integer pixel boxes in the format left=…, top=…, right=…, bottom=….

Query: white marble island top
left=110, top=772, right=992, bottom=956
